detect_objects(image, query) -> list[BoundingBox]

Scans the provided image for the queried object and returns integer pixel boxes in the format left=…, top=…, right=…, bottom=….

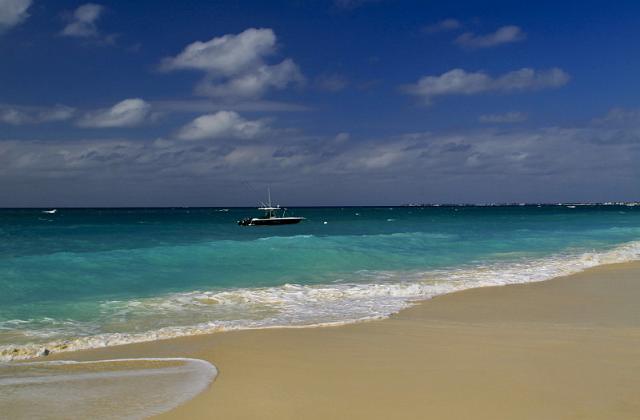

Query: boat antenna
left=268, top=185, right=272, bottom=207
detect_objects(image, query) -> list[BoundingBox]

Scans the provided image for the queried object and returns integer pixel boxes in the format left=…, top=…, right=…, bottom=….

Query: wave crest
left=2, top=240, right=640, bottom=361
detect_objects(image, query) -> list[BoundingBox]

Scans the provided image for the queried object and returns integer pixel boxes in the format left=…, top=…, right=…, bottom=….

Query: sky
left=1, top=0, right=639, bottom=206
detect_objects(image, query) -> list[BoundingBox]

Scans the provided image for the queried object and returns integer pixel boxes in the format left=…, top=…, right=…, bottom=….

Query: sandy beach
left=4, top=0, right=640, bottom=417
left=29, top=261, right=639, bottom=419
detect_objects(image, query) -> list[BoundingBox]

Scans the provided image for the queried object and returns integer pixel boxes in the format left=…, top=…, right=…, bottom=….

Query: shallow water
left=0, top=358, right=217, bottom=419
left=1, top=206, right=639, bottom=359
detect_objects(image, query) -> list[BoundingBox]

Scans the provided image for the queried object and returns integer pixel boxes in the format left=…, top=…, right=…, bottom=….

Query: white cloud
left=402, top=68, right=570, bottom=104
left=2, top=108, right=640, bottom=206
left=479, top=111, right=528, bottom=124
left=176, top=110, right=269, bottom=141
left=0, top=108, right=28, bottom=125
left=353, top=145, right=407, bottom=169
left=195, top=59, right=303, bottom=98
left=455, top=25, right=526, bottom=48
left=161, top=27, right=275, bottom=74
left=224, top=145, right=274, bottom=166
left=161, top=28, right=304, bottom=99
left=0, top=104, right=76, bottom=125
left=0, top=0, right=31, bottom=34
left=78, top=98, right=151, bottom=128
left=424, top=18, right=461, bottom=33
left=39, top=105, right=77, bottom=122
left=61, top=3, right=104, bottom=37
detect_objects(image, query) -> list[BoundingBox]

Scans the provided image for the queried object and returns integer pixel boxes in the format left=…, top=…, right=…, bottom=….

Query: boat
left=42, top=209, right=57, bottom=214
left=238, top=188, right=304, bottom=226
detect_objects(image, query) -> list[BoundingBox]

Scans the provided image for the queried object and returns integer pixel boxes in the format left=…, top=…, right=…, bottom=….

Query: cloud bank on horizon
left=0, top=0, right=638, bottom=206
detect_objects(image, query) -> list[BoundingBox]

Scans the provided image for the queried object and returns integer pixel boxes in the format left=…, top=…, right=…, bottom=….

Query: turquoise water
left=1, top=206, right=640, bottom=359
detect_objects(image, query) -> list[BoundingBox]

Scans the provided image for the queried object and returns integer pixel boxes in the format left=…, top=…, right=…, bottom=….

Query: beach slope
left=48, top=262, right=640, bottom=419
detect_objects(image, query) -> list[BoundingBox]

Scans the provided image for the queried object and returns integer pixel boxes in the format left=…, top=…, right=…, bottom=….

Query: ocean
left=1, top=205, right=639, bottom=360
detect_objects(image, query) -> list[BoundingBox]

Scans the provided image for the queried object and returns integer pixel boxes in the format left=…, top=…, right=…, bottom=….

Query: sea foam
left=1, top=240, right=640, bottom=361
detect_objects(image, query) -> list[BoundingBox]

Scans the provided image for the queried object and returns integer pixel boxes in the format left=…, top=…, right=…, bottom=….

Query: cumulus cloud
left=161, top=27, right=276, bottom=74
left=312, top=126, right=639, bottom=194
left=478, top=111, right=528, bottom=124
left=424, top=18, right=461, bottom=33
left=0, top=126, right=629, bottom=182
left=0, top=0, right=31, bottom=34
left=402, top=68, right=570, bottom=104
left=61, top=3, right=104, bottom=37
left=455, top=25, right=526, bottom=48
left=2, top=109, right=640, bottom=206
left=161, top=28, right=304, bottom=99
left=176, top=111, right=269, bottom=141
left=195, top=59, right=303, bottom=98
left=78, top=98, right=151, bottom=128
left=0, top=104, right=76, bottom=125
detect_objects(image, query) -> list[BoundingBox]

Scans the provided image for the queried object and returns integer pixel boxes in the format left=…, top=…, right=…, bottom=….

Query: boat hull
left=238, top=217, right=304, bottom=226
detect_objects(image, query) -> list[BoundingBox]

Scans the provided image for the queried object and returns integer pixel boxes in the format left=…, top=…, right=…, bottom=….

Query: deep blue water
left=1, top=206, right=639, bottom=358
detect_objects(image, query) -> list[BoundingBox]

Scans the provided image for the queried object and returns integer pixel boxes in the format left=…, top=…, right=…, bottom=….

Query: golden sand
left=44, top=262, right=640, bottom=419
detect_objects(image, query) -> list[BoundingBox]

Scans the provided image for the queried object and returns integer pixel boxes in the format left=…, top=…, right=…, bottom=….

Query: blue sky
left=1, top=0, right=639, bottom=206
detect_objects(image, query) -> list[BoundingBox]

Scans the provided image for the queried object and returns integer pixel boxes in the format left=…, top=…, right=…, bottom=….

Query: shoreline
left=23, top=260, right=640, bottom=419
left=5, top=238, right=640, bottom=362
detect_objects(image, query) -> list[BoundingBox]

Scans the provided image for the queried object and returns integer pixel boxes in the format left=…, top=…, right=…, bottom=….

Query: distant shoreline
left=1, top=202, right=639, bottom=209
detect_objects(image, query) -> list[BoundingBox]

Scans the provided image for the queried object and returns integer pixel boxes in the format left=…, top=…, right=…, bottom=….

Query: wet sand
left=44, top=262, right=640, bottom=419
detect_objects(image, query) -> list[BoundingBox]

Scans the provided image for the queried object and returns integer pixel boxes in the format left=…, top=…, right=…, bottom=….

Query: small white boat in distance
left=42, top=209, right=57, bottom=214
left=238, top=188, right=304, bottom=226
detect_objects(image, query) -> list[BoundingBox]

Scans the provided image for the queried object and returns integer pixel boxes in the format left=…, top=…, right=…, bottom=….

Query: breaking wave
left=2, top=240, right=640, bottom=361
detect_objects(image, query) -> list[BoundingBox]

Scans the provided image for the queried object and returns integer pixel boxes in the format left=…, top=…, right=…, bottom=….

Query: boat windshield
left=258, top=207, right=280, bottom=218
